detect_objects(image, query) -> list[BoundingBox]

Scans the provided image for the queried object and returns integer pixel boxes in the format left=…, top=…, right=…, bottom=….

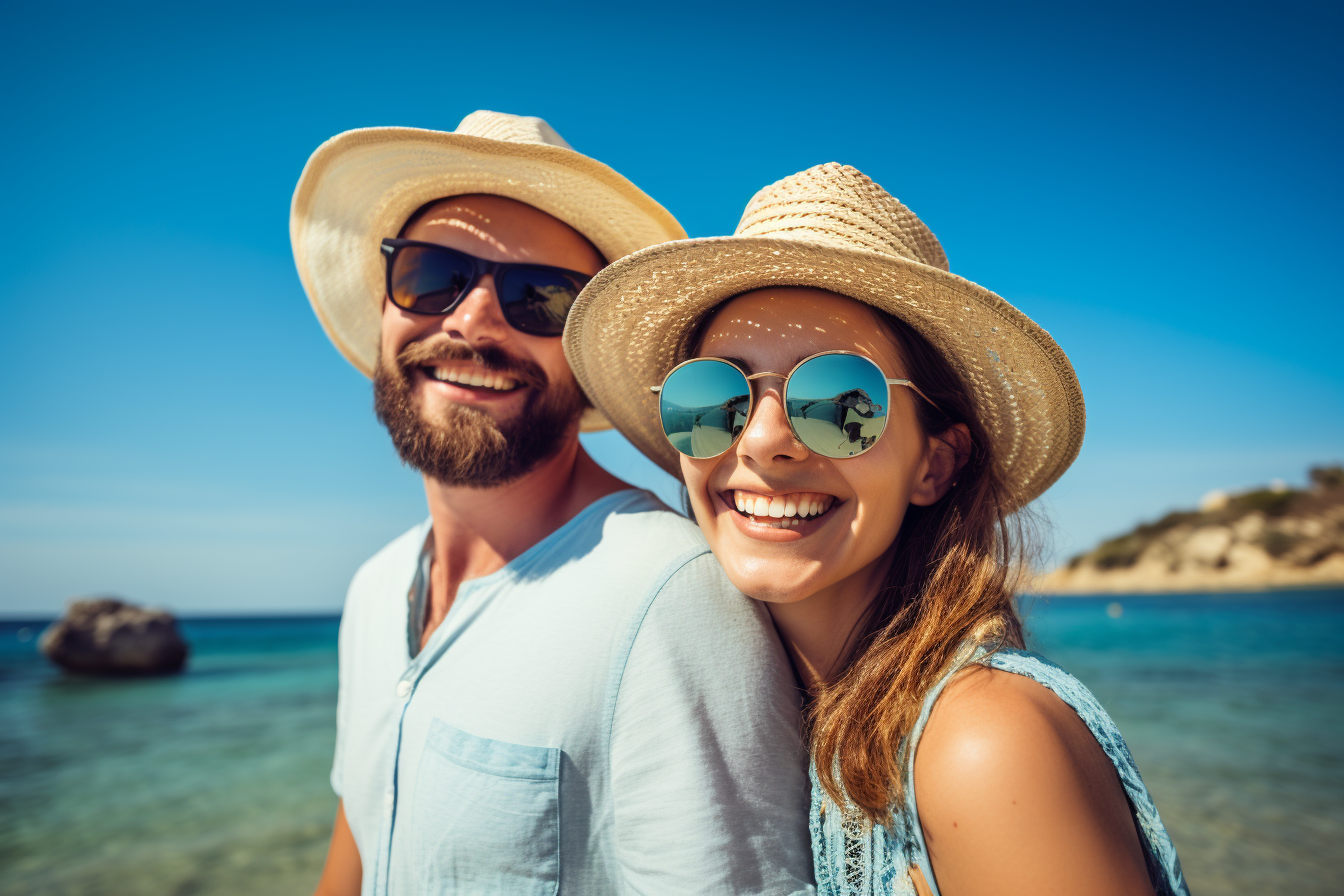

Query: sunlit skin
left=681, top=287, right=1154, bottom=896
left=314, top=195, right=625, bottom=896
left=383, top=194, right=603, bottom=426
left=681, top=287, right=964, bottom=685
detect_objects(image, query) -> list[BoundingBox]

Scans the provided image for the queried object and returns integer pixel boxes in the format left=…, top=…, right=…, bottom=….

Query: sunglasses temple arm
left=889, top=378, right=943, bottom=414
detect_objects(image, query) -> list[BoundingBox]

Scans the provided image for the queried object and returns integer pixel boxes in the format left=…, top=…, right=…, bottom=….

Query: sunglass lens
left=498, top=267, right=588, bottom=336
left=389, top=246, right=474, bottom=313
left=659, top=360, right=751, bottom=458
left=785, top=354, right=889, bottom=458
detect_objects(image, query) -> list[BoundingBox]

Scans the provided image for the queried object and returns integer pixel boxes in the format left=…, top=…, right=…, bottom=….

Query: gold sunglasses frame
left=649, top=350, right=937, bottom=461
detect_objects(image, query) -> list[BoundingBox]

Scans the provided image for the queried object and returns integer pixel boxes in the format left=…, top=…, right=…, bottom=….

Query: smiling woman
left=677, top=288, right=959, bottom=605
left=565, top=163, right=1189, bottom=896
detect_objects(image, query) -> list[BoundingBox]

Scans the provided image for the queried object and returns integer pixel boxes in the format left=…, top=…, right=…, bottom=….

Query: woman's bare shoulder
left=917, top=664, right=1087, bottom=780
left=912, top=664, right=1154, bottom=896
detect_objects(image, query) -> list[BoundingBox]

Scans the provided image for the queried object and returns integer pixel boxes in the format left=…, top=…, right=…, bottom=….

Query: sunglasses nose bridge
left=743, top=370, right=787, bottom=403
left=439, top=272, right=512, bottom=342
left=736, top=385, right=810, bottom=463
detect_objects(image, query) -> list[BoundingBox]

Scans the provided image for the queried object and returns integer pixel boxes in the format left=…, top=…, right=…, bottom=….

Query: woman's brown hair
left=809, top=310, right=1031, bottom=823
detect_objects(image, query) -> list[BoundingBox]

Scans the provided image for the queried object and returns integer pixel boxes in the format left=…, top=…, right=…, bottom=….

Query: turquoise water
left=0, top=617, right=339, bottom=896
left=1022, top=590, right=1344, bottom=895
left=1, top=592, right=1341, bottom=895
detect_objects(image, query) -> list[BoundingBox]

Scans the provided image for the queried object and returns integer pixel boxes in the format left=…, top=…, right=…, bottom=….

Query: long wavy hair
left=809, top=310, right=1032, bottom=824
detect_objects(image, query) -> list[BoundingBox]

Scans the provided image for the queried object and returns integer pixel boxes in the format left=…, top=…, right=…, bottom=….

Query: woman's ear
left=910, top=423, right=972, bottom=506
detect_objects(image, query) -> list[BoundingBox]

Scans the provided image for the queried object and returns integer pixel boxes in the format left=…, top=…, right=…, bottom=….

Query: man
left=291, top=111, right=813, bottom=895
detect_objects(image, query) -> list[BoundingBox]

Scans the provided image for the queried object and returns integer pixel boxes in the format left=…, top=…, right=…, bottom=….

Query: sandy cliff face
left=1038, top=467, right=1344, bottom=594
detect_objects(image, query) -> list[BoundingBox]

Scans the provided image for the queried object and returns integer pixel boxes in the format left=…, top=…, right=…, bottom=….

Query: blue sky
left=1, top=2, right=1340, bottom=615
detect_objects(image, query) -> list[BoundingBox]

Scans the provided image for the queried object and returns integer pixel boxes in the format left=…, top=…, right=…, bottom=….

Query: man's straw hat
left=290, top=110, right=687, bottom=431
left=563, top=163, right=1085, bottom=507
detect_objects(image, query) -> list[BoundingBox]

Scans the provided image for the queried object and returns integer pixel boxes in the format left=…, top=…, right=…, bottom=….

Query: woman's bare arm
left=313, top=800, right=362, bottom=896
left=914, top=666, right=1154, bottom=896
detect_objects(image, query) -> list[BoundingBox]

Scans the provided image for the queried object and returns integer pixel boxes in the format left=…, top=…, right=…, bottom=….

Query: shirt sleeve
left=610, top=552, right=816, bottom=895
left=330, top=580, right=354, bottom=798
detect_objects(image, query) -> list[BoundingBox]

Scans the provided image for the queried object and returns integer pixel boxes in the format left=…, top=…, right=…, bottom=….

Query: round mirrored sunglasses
left=651, top=351, right=936, bottom=460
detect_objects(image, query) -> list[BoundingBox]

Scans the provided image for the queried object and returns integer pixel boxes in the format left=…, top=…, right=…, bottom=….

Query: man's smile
left=422, top=362, right=521, bottom=394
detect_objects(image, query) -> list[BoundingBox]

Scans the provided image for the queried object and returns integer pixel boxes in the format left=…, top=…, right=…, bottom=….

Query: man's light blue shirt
left=332, top=489, right=815, bottom=895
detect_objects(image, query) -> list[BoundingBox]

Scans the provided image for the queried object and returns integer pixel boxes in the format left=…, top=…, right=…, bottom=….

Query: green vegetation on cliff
left=1042, top=466, right=1344, bottom=594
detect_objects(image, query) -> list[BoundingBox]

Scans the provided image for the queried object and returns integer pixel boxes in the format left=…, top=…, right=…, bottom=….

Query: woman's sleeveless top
left=810, top=647, right=1190, bottom=896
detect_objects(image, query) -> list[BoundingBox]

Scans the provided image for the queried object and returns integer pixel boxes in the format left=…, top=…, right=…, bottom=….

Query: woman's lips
left=715, top=488, right=841, bottom=541
left=730, top=489, right=835, bottom=522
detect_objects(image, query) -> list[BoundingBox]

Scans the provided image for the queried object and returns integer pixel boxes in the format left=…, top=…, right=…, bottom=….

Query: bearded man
left=290, top=112, right=813, bottom=896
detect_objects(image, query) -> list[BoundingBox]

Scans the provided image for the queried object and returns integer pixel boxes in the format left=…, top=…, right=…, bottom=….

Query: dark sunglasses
left=380, top=238, right=593, bottom=337
left=651, top=351, right=937, bottom=460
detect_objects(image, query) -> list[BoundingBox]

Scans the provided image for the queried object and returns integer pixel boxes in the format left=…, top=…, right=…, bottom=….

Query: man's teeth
left=732, top=490, right=835, bottom=523
left=429, top=367, right=518, bottom=390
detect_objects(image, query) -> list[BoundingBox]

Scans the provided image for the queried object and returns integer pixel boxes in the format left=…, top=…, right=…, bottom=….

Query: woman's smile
left=714, top=487, right=844, bottom=541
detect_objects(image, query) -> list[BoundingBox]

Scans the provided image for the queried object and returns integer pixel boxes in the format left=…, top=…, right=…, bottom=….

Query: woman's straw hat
left=290, top=110, right=687, bottom=431
left=563, top=163, right=1085, bottom=506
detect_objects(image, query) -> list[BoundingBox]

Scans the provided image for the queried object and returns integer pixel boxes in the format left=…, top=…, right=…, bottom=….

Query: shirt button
left=396, top=680, right=411, bottom=698
left=384, top=791, right=394, bottom=811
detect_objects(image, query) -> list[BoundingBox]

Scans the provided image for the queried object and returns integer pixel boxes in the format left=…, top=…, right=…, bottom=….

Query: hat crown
left=453, top=110, right=573, bottom=150
left=735, top=162, right=950, bottom=272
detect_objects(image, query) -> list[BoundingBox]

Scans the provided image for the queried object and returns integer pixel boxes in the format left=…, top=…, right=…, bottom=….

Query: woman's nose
left=736, top=387, right=809, bottom=465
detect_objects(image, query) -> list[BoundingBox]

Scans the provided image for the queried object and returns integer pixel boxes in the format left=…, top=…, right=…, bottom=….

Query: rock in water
left=40, top=598, right=189, bottom=675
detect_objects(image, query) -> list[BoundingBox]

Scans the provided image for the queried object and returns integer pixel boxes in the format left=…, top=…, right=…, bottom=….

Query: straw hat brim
left=290, top=127, right=687, bottom=432
left=563, top=236, right=1085, bottom=507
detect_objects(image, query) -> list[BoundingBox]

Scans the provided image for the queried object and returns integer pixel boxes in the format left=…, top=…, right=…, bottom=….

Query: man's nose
left=437, top=275, right=511, bottom=345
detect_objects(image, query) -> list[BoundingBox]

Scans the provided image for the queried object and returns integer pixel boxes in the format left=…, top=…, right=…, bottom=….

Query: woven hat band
left=735, top=163, right=951, bottom=271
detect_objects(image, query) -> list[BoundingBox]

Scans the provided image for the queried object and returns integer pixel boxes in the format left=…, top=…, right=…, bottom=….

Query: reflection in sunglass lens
left=499, top=267, right=587, bottom=336
left=390, top=246, right=473, bottom=313
left=786, top=353, right=889, bottom=458
left=659, top=360, right=751, bottom=458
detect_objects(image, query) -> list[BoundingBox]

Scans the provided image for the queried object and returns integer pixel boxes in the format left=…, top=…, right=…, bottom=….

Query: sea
left=1, top=590, right=1341, bottom=896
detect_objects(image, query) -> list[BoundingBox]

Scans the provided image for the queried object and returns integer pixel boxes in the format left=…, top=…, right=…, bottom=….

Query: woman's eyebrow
left=715, top=353, right=816, bottom=374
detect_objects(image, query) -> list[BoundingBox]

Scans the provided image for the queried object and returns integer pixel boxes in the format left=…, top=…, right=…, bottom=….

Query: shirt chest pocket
left=407, top=719, right=561, bottom=895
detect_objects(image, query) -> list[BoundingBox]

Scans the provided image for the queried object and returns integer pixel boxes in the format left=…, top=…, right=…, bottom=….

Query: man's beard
left=373, top=336, right=587, bottom=488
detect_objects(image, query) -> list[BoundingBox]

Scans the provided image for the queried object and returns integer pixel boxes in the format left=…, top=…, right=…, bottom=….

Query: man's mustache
left=395, top=336, right=547, bottom=388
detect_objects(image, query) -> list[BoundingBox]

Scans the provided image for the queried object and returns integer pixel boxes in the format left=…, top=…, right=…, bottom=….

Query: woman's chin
left=720, top=562, right=823, bottom=605
left=740, top=584, right=817, bottom=604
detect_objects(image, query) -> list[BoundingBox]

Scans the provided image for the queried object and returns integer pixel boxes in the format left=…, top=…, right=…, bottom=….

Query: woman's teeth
left=429, top=367, right=518, bottom=391
left=731, top=490, right=835, bottom=527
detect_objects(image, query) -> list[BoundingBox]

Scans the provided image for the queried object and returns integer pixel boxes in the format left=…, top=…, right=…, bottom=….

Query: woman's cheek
left=680, top=457, right=717, bottom=525
left=846, top=466, right=912, bottom=563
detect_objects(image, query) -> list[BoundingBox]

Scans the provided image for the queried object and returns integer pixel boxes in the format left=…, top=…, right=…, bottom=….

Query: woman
left=564, top=163, right=1188, bottom=896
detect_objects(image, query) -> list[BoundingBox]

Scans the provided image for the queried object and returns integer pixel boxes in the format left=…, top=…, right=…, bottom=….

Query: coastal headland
left=1037, top=466, right=1344, bottom=595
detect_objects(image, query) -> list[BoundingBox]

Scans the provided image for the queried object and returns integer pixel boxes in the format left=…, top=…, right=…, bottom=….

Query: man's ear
left=909, top=423, right=972, bottom=506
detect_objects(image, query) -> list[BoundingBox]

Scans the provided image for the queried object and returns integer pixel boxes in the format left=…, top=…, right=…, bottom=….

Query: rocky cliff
left=1037, top=466, right=1344, bottom=594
